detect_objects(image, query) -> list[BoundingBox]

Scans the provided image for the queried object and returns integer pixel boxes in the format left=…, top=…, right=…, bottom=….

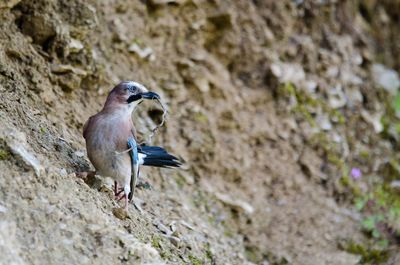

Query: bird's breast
left=84, top=113, right=134, bottom=177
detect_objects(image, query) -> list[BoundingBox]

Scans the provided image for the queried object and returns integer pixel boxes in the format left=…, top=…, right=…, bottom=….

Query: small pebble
left=112, top=207, right=128, bottom=220
left=168, top=235, right=181, bottom=247
left=180, top=220, right=195, bottom=230
left=0, top=204, right=8, bottom=213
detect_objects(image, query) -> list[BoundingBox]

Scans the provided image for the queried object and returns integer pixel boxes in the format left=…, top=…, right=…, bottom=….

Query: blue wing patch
left=127, top=137, right=139, bottom=201
left=127, top=137, right=138, bottom=166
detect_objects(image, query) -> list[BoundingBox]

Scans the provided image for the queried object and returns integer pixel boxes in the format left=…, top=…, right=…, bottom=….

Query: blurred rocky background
left=1, top=0, right=400, bottom=264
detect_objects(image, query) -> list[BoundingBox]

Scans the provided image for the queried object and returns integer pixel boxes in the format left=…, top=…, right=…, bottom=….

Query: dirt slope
left=1, top=1, right=399, bottom=264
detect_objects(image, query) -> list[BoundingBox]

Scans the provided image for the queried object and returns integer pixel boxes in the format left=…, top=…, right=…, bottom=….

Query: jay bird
left=82, top=81, right=181, bottom=210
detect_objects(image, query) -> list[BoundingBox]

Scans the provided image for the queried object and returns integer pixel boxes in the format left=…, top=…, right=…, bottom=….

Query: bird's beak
left=127, top=91, right=160, bottom=103
left=141, top=91, right=160, bottom=100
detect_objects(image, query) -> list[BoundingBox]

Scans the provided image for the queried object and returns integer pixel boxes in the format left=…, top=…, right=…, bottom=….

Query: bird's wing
left=127, top=137, right=139, bottom=200
left=127, top=138, right=138, bottom=163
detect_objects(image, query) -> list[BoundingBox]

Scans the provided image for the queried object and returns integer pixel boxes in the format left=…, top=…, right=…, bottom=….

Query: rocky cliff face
left=1, top=1, right=399, bottom=264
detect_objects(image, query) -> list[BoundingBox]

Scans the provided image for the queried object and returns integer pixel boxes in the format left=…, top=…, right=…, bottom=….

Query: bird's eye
left=126, top=84, right=136, bottom=93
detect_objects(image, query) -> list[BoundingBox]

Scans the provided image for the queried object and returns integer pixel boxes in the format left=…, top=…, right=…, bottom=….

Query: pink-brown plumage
left=83, top=81, right=149, bottom=209
left=81, top=81, right=180, bottom=210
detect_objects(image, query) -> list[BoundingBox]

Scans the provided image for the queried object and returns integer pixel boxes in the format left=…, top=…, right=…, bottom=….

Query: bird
left=82, top=81, right=181, bottom=210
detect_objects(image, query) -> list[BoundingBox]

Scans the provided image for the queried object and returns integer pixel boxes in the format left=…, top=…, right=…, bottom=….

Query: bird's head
left=104, top=81, right=160, bottom=111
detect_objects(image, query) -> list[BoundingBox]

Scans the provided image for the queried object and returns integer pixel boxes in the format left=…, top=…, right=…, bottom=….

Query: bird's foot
left=115, top=192, right=123, bottom=200
left=117, top=192, right=126, bottom=201
left=115, top=193, right=142, bottom=213
left=114, top=188, right=124, bottom=199
left=116, top=192, right=130, bottom=211
left=114, top=184, right=135, bottom=211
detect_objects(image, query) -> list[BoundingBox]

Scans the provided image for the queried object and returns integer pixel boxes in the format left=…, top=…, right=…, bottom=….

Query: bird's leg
left=114, top=181, right=124, bottom=198
left=115, top=185, right=131, bottom=210
left=114, top=181, right=128, bottom=201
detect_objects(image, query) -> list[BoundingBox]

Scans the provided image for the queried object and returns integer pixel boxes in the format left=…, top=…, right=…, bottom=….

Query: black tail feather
left=140, top=145, right=181, bottom=168
left=143, top=158, right=181, bottom=168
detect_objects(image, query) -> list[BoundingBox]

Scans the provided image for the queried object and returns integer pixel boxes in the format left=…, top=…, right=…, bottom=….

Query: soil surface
left=1, top=1, right=400, bottom=265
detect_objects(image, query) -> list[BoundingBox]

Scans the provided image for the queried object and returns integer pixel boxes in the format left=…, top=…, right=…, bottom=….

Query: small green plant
left=279, top=83, right=400, bottom=262
left=351, top=183, right=400, bottom=262
left=393, top=91, right=400, bottom=113
left=188, top=255, right=202, bottom=265
left=343, top=241, right=389, bottom=263
left=193, top=112, right=208, bottom=124
left=279, top=82, right=346, bottom=127
left=0, top=148, right=10, bottom=160
left=151, top=236, right=162, bottom=249
left=205, top=244, right=213, bottom=262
